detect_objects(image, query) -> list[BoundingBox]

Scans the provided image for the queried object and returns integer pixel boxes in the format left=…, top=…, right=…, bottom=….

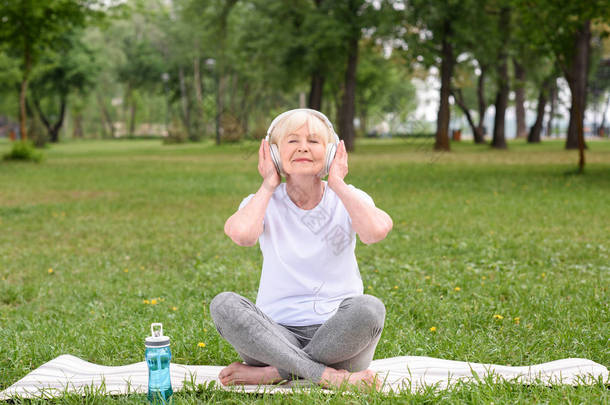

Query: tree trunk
left=451, top=88, right=478, bottom=141
left=492, top=7, right=510, bottom=149
left=338, top=35, right=359, bottom=152
left=19, top=44, right=32, bottom=141
left=308, top=0, right=325, bottom=111
left=193, top=57, right=203, bottom=105
left=215, top=0, right=238, bottom=145
left=545, top=80, right=557, bottom=137
left=598, top=93, right=609, bottom=137
left=528, top=78, right=550, bottom=143
left=97, top=92, right=115, bottom=138
left=475, top=65, right=487, bottom=143
left=216, top=73, right=224, bottom=145
left=565, top=20, right=590, bottom=152
left=308, top=71, right=325, bottom=111
left=435, top=20, right=453, bottom=151
left=513, top=58, right=527, bottom=138
left=33, top=94, right=66, bottom=143
left=178, top=66, right=191, bottom=137
left=129, top=97, right=136, bottom=136
left=73, top=113, right=83, bottom=138
left=193, top=55, right=204, bottom=137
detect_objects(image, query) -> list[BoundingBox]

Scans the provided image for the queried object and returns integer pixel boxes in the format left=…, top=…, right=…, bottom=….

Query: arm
left=327, top=140, right=393, bottom=245
left=224, top=139, right=280, bottom=246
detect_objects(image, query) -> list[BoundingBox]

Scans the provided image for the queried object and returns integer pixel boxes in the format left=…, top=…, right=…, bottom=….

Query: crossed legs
left=209, top=292, right=385, bottom=388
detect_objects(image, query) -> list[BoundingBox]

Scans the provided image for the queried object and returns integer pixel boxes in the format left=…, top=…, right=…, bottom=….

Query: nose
left=296, top=141, right=309, bottom=152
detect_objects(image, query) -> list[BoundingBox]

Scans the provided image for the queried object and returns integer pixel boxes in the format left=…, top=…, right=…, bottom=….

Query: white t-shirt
left=238, top=181, right=375, bottom=326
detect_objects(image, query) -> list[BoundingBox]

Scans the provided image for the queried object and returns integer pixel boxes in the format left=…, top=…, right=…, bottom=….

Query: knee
left=346, top=294, right=386, bottom=332
left=209, top=291, right=241, bottom=323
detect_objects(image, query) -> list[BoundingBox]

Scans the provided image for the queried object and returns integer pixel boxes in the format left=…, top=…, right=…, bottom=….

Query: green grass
left=1, top=137, right=609, bottom=404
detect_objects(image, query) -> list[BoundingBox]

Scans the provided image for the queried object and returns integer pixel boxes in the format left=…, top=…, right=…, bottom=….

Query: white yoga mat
left=1, top=354, right=607, bottom=400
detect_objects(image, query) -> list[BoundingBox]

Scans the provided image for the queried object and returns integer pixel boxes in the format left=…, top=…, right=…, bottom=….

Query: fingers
left=258, top=139, right=264, bottom=160
left=336, top=140, right=347, bottom=162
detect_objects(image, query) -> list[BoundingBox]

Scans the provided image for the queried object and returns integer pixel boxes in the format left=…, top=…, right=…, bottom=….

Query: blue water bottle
left=145, top=323, right=173, bottom=404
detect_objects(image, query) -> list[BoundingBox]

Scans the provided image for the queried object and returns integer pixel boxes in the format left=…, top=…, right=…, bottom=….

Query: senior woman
left=210, top=109, right=393, bottom=389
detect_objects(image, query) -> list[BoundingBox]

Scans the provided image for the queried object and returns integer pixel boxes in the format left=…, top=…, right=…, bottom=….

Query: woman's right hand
left=258, top=139, right=280, bottom=191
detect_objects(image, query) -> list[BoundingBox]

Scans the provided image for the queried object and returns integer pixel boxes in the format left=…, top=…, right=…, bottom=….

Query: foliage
left=2, top=140, right=43, bottom=162
left=356, top=42, right=416, bottom=132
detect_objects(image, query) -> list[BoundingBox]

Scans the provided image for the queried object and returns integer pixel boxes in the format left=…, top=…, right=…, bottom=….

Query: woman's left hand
left=327, top=140, right=348, bottom=189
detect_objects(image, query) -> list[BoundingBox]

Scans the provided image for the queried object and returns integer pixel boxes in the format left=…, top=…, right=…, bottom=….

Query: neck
left=285, top=175, right=325, bottom=210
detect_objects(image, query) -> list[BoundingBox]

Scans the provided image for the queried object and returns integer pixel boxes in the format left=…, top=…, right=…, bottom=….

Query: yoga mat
left=1, top=354, right=607, bottom=400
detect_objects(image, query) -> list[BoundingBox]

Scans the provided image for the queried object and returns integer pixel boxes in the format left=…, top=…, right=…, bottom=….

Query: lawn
left=0, top=137, right=609, bottom=404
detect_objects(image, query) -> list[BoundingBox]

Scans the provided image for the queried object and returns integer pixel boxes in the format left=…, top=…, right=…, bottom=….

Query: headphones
left=265, top=108, right=340, bottom=178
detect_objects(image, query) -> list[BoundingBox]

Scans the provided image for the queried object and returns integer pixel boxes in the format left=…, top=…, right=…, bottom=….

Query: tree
left=28, top=30, right=99, bottom=142
left=355, top=41, right=416, bottom=135
left=449, top=1, right=500, bottom=144
left=400, top=0, right=477, bottom=151
left=0, top=0, right=101, bottom=140
left=490, top=4, right=511, bottom=149
left=527, top=75, right=554, bottom=143
left=517, top=0, right=610, bottom=171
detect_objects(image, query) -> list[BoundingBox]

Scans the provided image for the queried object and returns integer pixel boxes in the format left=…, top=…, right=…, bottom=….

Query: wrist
left=261, top=179, right=279, bottom=193
left=328, top=176, right=345, bottom=190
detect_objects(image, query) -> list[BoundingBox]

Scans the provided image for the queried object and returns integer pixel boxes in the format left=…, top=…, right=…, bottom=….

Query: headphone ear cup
left=324, top=142, right=337, bottom=178
left=269, top=143, right=283, bottom=175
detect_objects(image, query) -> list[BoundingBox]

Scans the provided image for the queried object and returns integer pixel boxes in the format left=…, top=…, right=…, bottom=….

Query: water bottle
left=145, top=323, right=173, bottom=404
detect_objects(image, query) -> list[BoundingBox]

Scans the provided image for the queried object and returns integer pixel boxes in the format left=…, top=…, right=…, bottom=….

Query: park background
left=1, top=0, right=609, bottom=403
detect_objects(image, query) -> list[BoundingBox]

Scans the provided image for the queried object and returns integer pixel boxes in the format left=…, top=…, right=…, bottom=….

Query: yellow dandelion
left=493, top=314, right=504, bottom=320
left=416, top=288, right=423, bottom=292
left=514, top=317, right=520, bottom=325
left=150, top=299, right=158, bottom=305
left=143, top=299, right=150, bottom=304
left=374, top=269, right=379, bottom=273
left=454, top=287, right=461, bottom=292
left=197, top=342, right=206, bottom=348
left=203, top=328, right=208, bottom=333
left=48, top=268, right=54, bottom=274
left=368, top=285, right=373, bottom=290
left=124, top=268, right=129, bottom=273
left=482, top=276, right=487, bottom=280
left=429, top=326, right=437, bottom=332
left=424, top=276, right=431, bottom=280
left=541, top=273, right=546, bottom=278
left=214, top=255, right=219, bottom=259
left=172, top=306, right=178, bottom=311
left=393, top=285, right=398, bottom=290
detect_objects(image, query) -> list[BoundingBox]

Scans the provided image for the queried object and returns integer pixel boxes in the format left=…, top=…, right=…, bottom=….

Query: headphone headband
left=265, top=108, right=339, bottom=144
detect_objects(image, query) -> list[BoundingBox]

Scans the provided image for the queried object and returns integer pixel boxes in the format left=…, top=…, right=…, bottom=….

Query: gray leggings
left=209, top=292, right=385, bottom=383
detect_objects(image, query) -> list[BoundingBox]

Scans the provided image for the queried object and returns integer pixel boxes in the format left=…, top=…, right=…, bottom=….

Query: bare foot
left=218, top=362, right=283, bottom=386
left=320, top=367, right=381, bottom=391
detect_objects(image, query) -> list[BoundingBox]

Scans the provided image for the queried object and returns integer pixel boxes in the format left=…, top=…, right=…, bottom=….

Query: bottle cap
left=145, top=323, right=170, bottom=347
